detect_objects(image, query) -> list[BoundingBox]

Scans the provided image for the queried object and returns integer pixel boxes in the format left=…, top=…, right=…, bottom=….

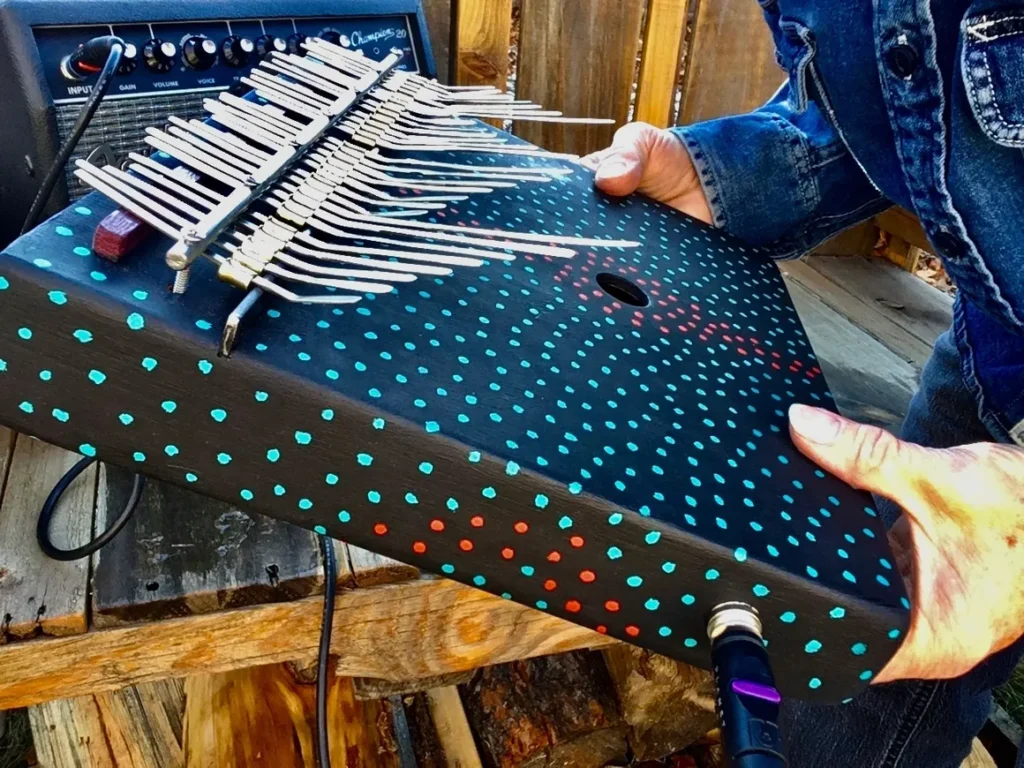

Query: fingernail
left=789, top=404, right=842, bottom=445
left=596, top=161, right=629, bottom=180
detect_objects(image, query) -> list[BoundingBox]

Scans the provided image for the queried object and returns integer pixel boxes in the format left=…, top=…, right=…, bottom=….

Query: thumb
left=787, top=404, right=924, bottom=502
left=593, top=124, right=657, bottom=197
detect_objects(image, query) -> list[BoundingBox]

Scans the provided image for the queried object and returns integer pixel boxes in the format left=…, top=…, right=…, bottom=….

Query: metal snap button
left=886, top=43, right=920, bottom=78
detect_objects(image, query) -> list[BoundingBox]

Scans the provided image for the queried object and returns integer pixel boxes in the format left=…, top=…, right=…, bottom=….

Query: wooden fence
left=420, top=0, right=930, bottom=266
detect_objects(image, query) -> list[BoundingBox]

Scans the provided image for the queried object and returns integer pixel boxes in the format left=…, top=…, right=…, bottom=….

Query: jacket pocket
left=961, top=8, right=1024, bottom=147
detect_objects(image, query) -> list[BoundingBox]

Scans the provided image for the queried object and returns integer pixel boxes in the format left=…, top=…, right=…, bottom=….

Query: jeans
left=779, top=328, right=1024, bottom=767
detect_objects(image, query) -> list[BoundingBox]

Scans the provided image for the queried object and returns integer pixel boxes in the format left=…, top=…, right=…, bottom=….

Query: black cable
left=21, top=36, right=124, bottom=235
left=36, top=457, right=145, bottom=561
left=317, top=533, right=337, bottom=768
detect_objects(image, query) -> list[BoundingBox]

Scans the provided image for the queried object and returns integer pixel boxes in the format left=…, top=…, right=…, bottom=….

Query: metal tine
left=144, top=130, right=250, bottom=187
left=205, top=97, right=295, bottom=140
left=166, top=124, right=261, bottom=173
left=204, top=104, right=290, bottom=151
left=241, top=81, right=325, bottom=120
left=260, top=59, right=352, bottom=98
left=337, top=206, right=640, bottom=250
left=217, top=93, right=305, bottom=135
left=320, top=182, right=450, bottom=211
left=343, top=174, right=470, bottom=204
left=221, top=239, right=418, bottom=285
left=170, top=117, right=272, bottom=164
left=271, top=53, right=361, bottom=90
left=262, top=259, right=398, bottom=295
left=308, top=200, right=571, bottom=259
left=126, top=164, right=216, bottom=212
left=247, top=70, right=334, bottom=107
left=126, top=153, right=226, bottom=204
left=361, top=148, right=574, bottom=178
left=74, top=161, right=190, bottom=232
left=213, top=257, right=364, bottom=305
left=97, top=164, right=206, bottom=221
left=285, top=239, right=457, bottom=275
left=73, top=162, right=183, bottom=240
left=374, top=135, right=580, bottom=160
left=352, top=165, right=502, bottom=192
left=302, top=40, right=377, bottom=75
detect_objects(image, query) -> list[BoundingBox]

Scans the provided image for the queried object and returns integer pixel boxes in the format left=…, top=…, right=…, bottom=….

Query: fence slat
left=455, top=0, right=514, bottom=89
left=515, top=0, right=647, bottom=156
left=635, top=0, right=690, bottom=128
left=422, top=0, right=455, bottom=83
left=677, top=0, right=783, bottom=125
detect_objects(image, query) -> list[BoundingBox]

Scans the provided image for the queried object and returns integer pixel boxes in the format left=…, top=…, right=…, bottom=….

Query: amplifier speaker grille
left=55, top=91, right=215, bottom=201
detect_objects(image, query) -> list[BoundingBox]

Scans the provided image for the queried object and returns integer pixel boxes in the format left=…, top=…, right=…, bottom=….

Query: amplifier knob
left=256, top=34, right=287, bottom=58
left=143, top=39, right=177, bottom=73
left=286, top=33, right=307, bottom=55
left=183, top=36, right=217, bottom=70
left=117, top=42, right=139, bottom=75
left=222, top=35, right=254, bottom=68
left=320, top=30, right=342, bottom=45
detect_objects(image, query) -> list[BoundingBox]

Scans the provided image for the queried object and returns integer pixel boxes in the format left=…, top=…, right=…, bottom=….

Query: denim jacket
left=674, top=0, right=1024, bottom=446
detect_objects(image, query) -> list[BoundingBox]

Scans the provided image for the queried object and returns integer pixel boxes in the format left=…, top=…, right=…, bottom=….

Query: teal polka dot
left=338, top=511, right=351, bottom=523
left=90, top=271, right=107, bottom=282
left=74, top=206, right=92, bottom=216
left=830, top=607, right=847, bottom=619
left=405, top=493, right=418, bottom=504
left=627, top=576, right=643, bottom=588
left=681, top=594, right=696, bottom=605
left=753, top=584, right=770, bottom=598
left=859, top=670, right=873, bottom=681
left=255, top=391, right=269, bottom=402
left=133, top=452, right=146, bottom=462
left=659, top=626, right=672, bottom=637
left=482, top=487, right=496, bottom=499
left=321, top=408, right=334, bottom=420
left=644, top=597, right=659, bottom=610
left=185, top=473, right=198, bottom=483
left=17, top=327, right=32, bottom=340
left=684, top=638, right=698, bottom=648
left=645, top=531, right=661, bottom=545
left=425, top=421, right=440, bottom=433
left=368, top=490, right=381, bottom=504
left=52, top=408, right=70, bottom=423
left=295, top=431, right=312, bottom=445
left=441, top=564, right=455, bottom=575
left=780, top=611, right=797, bottom=624
left=313, top=525, right=327, bottom=535
left=0, top=276, right=8, bottom=289
left=419, top=462, right=433, bottom=475
left=73, top=329, right=93, bottom=343
left=805, top=640, right=822, bottom=654
left=520, top=565, right=535, bottom=577
left=195, top=320, right=212, bottom=331
left=198, top=360, right=214, bottom=375
left=55, top=225, right=73, bottom=236
left=18, top=401, right=33, bottom=414
left=467, top=450, right=481, bottom=463
left=809, top=678, right=822, bottom=690
left=126, top=313, right=145, bottom=330
left=568, top=482, right=582, bottom=494
left=446, top=497, right=459, bottom=511
left=142, top=357, right=158, bottom=371
left=662, top=561, right=676, bottom=574
left=133, top=290, right=148, bottom=300
left=266, top=449, right=280, bottom=462
left=705, top=569, right=720, bottom=581
left=607, top=512, right=622, bottom=525
left=274, top=485, right=286, bottom=496
left=357, top=453, right=373, bottom=466
left=88, top=370, right=106, bottom=384
left=0, top=359, right=6, bottom=372
left=888, top=629, right=902, bottom=640
left=473, top=575, right=486, bottom=587
left=74, top=246, right=91, bottom=257
left=210, top=409, right=227, bottom=423
left=79, top=443, right=96, bottom=457
left=161, top=401, right=177, bottom=413
left=734, top=548, right=748, bottom=562
left=558, top=516, right=573, bottom=529
left=372, top=418, right=385, bottom=429
left=241, top=489, right=254, bottom=501
left=299, top=498, right=313, bottom=510
left=851, top=643, right=867, bottom=656
left=505, top=461, right=520, bottom=476
left=39, top=370, right=52, bottom=381
left=607, top=546, right=623, bottom=560
left=118, top=413, right=134, bottom=425
left=48, top=291, right=67, bottom=305
left=217, top=452, right=232, bottom=465
left=34, top=259, right=53, bottom=269
left=535, top=600, right=548, bottom=610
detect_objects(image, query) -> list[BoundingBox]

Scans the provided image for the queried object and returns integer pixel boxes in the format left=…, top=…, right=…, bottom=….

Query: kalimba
left=0, top=38, right=908, bottom=706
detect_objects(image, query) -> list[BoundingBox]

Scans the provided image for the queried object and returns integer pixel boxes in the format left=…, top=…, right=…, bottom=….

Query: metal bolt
left=172, top=268, right=191, bottom=294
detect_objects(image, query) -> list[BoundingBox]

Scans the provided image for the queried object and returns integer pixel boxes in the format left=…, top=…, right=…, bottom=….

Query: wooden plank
left=805, top=255, right=953, bottom=349
left=0, top=578, right=617, bottom=711
left=353, top=670, right=475, bottom=700
left=780, top=259, right=936, bottom=370
left=28, top=678, right=185, bottom=768
left=454, top=0, right=513, bottom=89
left=0, top=427, right=15, bottom=497
left=422, top=0, right=454, bottom=84
left=962, top=739, right=997, bottom=768
left=601, top=645, right=717, bottom=761
left=345, top=544, right=419, bottom=587
left=0, top=437, right=95, bottom=640
left=678, top=0, right=784, bottom=124
left=514, top=0, right=647, bottom=156
left=90, top=464, right=336, bottom=628
left=183, top=663, right=400, bottom=767
left=459, top=650, right=628, bottom=767
left=814, top=221, right=881, bottom=258
left=874, top=206, right=933, bottom=253
left=782, top=276, right=921, bottom=432
left=424, top=686, right=484, bottom=768
left=634, top=0, right=690, bottom=128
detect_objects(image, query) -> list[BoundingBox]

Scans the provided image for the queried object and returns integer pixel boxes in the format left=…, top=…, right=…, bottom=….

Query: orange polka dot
left=470, top=515, right=485, bottom=528
left=579, top=570, right=596, bottom=583
left=596, top=625, right=608, bottom=634
left=429, top=519, right=445, bottom=532
left=570, top=535, right=585, bottom=548
left=565, top=600, right=581, bottom=613
left=459, top=539, right=473, bottom=552
left=543, top=579, right=557, bottom=591
left=546, top=550, right=562, bottom=563
left=373, top=523, right=388, bottom=536
left=514, top=522, right=529, bottom=534
left=605, top=600, right=620, bottom=612
left=412, top=541, right=427, bottom=554
left=625, top=625, right=640, bottom=637
left=501, top=547, right=515, bottom=560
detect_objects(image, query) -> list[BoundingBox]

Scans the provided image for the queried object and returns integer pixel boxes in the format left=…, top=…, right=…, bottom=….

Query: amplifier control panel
left=35, top=15, right=423, bottom=104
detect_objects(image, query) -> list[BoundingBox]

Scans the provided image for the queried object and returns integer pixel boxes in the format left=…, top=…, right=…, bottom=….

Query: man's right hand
left=580, top=122, right=713, bottom=225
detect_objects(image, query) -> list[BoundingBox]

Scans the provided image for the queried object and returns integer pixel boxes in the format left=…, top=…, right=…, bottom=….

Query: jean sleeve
left=671, top=90, right=891, bottom=259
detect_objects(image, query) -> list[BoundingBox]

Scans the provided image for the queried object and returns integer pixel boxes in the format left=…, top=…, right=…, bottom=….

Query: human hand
left=580, top=122, right=713, bottom=224
left=787, top=403, right=1024, bottom=683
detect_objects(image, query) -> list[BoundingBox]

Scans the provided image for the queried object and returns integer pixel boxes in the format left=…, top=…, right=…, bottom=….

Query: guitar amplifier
left=0, top=0, right=438, bottom=248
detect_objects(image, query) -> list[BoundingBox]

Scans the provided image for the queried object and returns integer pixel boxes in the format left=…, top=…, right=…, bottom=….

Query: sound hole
left=596, top=273, right=649, bottom=307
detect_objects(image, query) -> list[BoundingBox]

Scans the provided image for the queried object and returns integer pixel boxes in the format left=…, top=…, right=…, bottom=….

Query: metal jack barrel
left=707, top=602, right=788, bottom=768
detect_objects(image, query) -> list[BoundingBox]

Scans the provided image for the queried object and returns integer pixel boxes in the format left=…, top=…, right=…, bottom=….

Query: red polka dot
left=543, top=579, right=557, bottom=592
left=579, top=570, right=596, bottom=583
left=514, top=522, right=529, bottom=534
left=625, top=625, right=640, bottom=637
left=596, top=625, right=608, bottom=634
left=412, top=541, right=427, bottom=554
left=569, top=535, right=585, bottom=548
left=429, top=519, right=445, bottom=532
left=604, top=600, right=620, bottom=612
left=373, top=523, right=388, bottom=536
left=459, top=539, right=473, bottom=552
left=501, top=547, right=515, bottom=560
left=470, top=515, right=485, bottom=528
left=565, top=600, right=581, bottom=613
left=547, top=550, right=562, bottom=563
